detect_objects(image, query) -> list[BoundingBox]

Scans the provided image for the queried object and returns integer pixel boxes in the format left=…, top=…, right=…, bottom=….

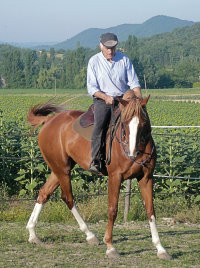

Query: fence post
left=124, top=179, right=131, bottom=222
left=0, top=110, right=3, bottom=129
left=0, top=110, right=6, bottom=197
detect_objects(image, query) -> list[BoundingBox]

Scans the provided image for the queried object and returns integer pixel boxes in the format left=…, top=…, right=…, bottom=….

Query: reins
left=106, top=102, right=121, bottom=165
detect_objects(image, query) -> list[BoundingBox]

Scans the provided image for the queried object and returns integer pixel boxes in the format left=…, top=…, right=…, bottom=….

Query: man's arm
left=132, top=87, right=142, bottom=99
left=93, top=91, right=114, bottom=105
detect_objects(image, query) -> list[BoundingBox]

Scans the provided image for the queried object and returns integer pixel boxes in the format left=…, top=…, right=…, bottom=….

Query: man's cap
left=100, top=33, right=118, bottom=48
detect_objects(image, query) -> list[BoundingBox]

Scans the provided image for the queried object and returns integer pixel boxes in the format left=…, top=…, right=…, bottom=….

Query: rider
left=87, top=32, right=142, bottom=174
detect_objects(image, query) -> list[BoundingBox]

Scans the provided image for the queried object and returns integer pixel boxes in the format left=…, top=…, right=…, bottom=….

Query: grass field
left=0, top=88, right=87, bottom=95
left=0, top=87, right=200, bottom=267
left=0, top=220, right=199, bottom=267
left=0, top=87, right=199, bottom=95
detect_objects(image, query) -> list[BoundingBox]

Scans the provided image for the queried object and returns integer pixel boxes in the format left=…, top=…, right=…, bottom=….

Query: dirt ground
left=0, top=220, right=200, bottom=267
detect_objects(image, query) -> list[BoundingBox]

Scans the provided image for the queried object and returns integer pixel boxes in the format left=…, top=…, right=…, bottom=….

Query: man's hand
left=132, top=87, right=142, bottom=99
left=104, top=95, right=114, bottom=105
left=93, top=91, right=114, bottom=104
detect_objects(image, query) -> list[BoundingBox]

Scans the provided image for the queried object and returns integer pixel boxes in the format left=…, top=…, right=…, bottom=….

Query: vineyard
left=0, top=89, right=200, bottom=208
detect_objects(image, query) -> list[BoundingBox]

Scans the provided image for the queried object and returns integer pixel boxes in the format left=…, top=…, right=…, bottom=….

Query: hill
left=0, top=41, right=57, bottom=49
left=138, top=22, right=200, bottom=60
left=0, top=15, right=195, bottom=50
left=0, top=18, right=199, bottom=90
left=53, top=15, right=195, bottom=50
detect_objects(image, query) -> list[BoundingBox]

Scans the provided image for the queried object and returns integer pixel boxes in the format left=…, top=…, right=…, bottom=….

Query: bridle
left=106, top=96, right=155, bottom=167
left=115, top=111, right=155, bottom=167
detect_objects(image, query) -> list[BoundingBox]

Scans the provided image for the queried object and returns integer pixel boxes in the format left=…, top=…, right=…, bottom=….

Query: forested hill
left=0, top=20, right=199, bottom=90
left=53, top=15, right=195, bottom=50
left=141, top=21, right=200, bottom=44
left=137, top=22, right=200, bottom=62
left=133, top=22, right=200, bottom=88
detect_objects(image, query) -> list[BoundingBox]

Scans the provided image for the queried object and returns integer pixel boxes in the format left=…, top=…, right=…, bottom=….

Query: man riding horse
left=26, top=32, right=171, bottom=260
left=87, top=32, right=142, bottom=174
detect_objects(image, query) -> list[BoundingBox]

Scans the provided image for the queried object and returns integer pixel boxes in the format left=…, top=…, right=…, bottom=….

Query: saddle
left=80, top=104, right=95, bottom=128
left=80, top=104, right=121, bottom=128
left=72, top=104, right=121, bottom=165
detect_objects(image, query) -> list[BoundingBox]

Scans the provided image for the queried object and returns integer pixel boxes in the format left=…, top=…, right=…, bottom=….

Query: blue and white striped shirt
left=87, top=51, right=140, bottom=97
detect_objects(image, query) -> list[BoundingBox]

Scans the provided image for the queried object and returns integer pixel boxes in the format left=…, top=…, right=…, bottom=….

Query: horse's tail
left=27, top=102, right=63, bottom=130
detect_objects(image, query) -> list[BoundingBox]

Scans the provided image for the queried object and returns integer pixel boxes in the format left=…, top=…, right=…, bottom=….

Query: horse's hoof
left=106, top=247, right=120, bottom=259
left=157, top=251, right=172, bottom=260
left=87, top=235, right=100, bottom=245
left=28, top=237, right=42, bottom=245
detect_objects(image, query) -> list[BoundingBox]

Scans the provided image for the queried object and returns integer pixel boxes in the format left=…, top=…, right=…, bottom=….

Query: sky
left=0, top=0, right=200, bottom=43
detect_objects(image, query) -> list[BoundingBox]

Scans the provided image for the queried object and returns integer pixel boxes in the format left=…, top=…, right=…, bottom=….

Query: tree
left=2, top=49, right=25, bottom=88
left=124, top=35, right=140, bottom=71
left=140, top=56, right=159, bottom=89
left=37, top=68, right=56, bottom=89
left=24, top=50, right=37, bottom=88
left=39, top=50, right=48, bottom=69
left=65, top=47, right=86, bottom=88
left=74, top=66, right=87, bottom=89
left=49, top=48, right=55, bottom=67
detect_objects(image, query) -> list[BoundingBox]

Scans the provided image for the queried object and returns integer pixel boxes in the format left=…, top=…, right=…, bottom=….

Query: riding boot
left=88, top=159, right=102, bottom=174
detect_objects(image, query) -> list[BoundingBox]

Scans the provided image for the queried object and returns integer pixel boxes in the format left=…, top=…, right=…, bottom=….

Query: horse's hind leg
left=139, top=174, right=172, bottom=260
left=26, top=172, right=59, bottom=244
left=58, top=169, right=99, bottom=245
left=71, top=204, right=99, bottom=245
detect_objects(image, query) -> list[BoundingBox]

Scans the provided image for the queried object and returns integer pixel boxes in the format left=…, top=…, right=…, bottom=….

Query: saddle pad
left=72, top=115, right=93, bottom=141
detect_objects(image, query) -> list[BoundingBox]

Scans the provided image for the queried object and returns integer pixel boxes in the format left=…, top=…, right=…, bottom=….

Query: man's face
left=100, top=44, right=116, bottom=61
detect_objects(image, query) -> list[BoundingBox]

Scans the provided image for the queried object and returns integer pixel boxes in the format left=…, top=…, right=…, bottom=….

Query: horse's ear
left=118, top=98, right=129, bottom=107
left=141, top=95, right=150, bottom=107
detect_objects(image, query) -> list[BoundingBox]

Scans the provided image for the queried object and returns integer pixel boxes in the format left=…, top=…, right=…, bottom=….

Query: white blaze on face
left=129, top=116, right=139, bottom=156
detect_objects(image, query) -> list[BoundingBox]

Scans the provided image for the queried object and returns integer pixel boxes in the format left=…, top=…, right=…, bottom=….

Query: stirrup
left=88, top=161, right=102, bottom=175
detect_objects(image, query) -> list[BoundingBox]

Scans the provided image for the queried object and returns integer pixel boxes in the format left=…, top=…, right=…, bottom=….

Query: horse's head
left=118, top=91, right=150, bottom=159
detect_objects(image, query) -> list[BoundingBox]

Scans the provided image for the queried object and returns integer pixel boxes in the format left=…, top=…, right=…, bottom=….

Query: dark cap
left=100, top=33, right=118, bottom=48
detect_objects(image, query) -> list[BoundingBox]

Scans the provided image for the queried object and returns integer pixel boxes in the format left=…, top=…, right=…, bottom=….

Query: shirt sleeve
left=126, top=57, right=141, bottom=89
left=87, top=58, right=100, bottom=96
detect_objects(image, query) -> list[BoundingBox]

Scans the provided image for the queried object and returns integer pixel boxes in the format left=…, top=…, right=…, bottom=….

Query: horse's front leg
left=139, top=174, right=172, bottom=260
left=104, top=174, right=121, bottom=258
left=26, top=172, right=59, bottom=244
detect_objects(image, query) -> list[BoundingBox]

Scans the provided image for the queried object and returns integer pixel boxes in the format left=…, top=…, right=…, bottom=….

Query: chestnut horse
left=26, top=91, right=171, bottom=260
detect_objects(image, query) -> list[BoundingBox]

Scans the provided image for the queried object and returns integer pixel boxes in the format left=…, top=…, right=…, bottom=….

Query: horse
left=26, top=90, right=171, bottom=260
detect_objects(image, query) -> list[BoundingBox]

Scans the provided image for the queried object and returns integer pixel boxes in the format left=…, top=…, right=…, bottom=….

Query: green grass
left=0, top=88, right=87, bottom=95
left=144, top=87, right=200, bottom=96
left=0, top=87, right=199, bottom=96
left=1, top=195, right=199, bottom=224
left=0, top=220, right=199, bottom=267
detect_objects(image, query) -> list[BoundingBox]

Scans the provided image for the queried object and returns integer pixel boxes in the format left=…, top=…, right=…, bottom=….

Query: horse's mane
left=120, top=91, right=147, bottom=124
left=121, top=98, right=143, bottom=122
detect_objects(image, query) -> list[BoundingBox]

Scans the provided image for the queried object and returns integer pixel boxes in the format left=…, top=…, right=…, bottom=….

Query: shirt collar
left=100, top=51, right=117, bottom=63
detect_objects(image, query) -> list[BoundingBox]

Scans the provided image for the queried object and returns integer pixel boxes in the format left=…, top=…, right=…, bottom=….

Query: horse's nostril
left=136, top=151, right=140, bottom=157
